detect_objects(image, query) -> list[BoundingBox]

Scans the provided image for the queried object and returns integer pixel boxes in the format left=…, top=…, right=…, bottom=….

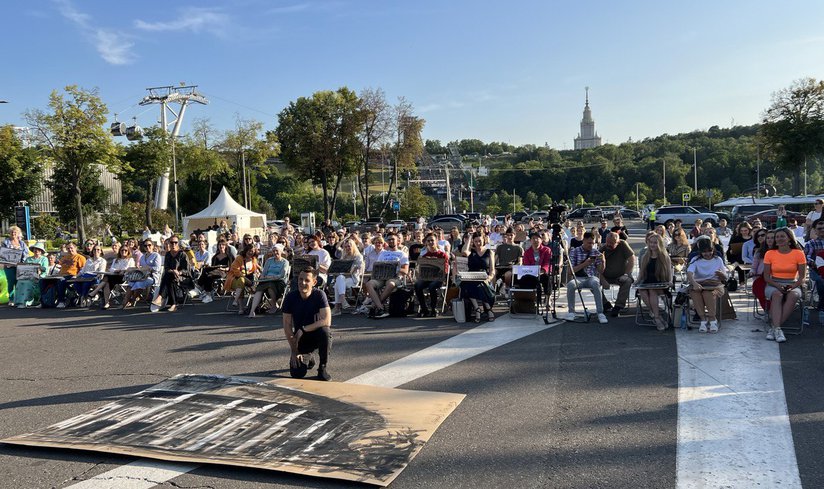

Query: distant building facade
left=31, top=164, right=122, bottom=214
left=573, top=87, right=602, bottom=150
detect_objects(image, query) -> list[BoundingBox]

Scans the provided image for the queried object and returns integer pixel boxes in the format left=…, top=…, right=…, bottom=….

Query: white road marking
left=65, top=314, right=557, bottom=488
left=676, top=310, right=801, bottom=488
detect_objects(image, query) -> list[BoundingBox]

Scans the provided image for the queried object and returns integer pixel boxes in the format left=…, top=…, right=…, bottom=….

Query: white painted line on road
left=347, top=314, right=555, bottom=387
left=65, top=314, right=559, bottom=488
left=676, top=317, right=801, bottom=488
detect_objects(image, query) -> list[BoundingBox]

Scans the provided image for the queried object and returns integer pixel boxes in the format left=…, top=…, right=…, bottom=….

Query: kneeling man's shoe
left=317, top=366, right=331, bottom=381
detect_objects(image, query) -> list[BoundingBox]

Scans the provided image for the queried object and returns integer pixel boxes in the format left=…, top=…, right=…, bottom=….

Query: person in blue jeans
left=565, top=232, right=608, bottom=324
left=804, top=218, right=824, bottom=311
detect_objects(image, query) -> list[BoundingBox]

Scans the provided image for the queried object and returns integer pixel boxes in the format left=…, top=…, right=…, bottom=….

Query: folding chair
left=763, top=286, right=809, bottom=335
left=634, top=282, right=674, bottom=329
left=416, top=256, right=448, bottom=314
left=326, top=259, right=356, bottom=307
left=509, top=265, right=541, bottom=318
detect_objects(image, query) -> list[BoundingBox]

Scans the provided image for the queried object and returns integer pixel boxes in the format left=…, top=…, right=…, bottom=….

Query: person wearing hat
left=14, top=242, right=48, bottom=307
left=247, top=243, right=290, bottom=318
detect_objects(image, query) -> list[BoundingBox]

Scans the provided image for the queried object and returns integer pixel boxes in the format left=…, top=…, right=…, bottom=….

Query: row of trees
left=2, top=78, right=822, bottom=242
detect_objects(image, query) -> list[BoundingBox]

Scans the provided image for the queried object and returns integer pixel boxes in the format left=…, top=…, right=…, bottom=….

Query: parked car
left=567, top=207, right=601, bottom=220
left=386, top=219, right=406, bottom=232
left=617, top=208, right=641, bottom=219
left=655, top=205, right=719, bottom=226
left=730, top=204, right=776, bottom=225
left=528, top=210, right=550, bottom=222
left=692, top=206, right=730, bottom=224
left=745, top=209, right=805, bottom=229
left=429, top=216, right=466, bottom=230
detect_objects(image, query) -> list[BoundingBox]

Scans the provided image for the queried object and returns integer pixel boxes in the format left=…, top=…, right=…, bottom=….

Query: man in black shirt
left=282, top=267, right=332, bottom=381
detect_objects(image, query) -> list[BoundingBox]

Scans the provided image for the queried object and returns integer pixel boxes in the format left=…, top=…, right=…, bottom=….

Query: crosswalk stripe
left=676, top=308, right=801, bottom=488
left=64, top=314, right=557, bottom=488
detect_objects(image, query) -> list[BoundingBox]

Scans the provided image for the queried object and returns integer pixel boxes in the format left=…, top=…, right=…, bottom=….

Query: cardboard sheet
left=2, top=374, right=464, bottom=486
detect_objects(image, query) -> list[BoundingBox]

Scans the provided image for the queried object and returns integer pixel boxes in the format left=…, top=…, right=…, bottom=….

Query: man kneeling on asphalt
left=282, top=267, right=332, bottom=381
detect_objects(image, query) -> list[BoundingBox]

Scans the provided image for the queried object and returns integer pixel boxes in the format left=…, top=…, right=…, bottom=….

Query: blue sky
left=4, top=0, right=824, bottom=148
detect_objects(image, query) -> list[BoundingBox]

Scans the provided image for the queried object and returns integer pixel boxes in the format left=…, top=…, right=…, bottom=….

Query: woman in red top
left=763, top=228, right=807, bottom=343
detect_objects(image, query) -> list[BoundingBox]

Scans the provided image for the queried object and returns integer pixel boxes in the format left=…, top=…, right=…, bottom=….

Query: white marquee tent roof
left=183, top=187, right=267, bottom=236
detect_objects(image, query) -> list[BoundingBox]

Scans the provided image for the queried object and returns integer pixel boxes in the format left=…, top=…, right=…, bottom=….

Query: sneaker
left=375, top=309, right=390, bottom=319
left=655, top=317, right=667, bottom=331
left=609, top=306, right=622, bottom=318
left=564, top=312, right=577, bottom=321
left=765, top=328, right=775, bottom=341
left=150, top=304, right=160, bottom=313
left=775, top=328, right=787, bottom=343
left=597, top=313, right=608, bottom=324
left=317, top=366, right=331, bottom=381
left=353, top=305, right=369, bottom=315
left=56, top=302, right=66, bottom=309
left=201, top=294, right=213, bottom=304
left=709, top=320, right=719, bottom=333
left=603, top=301, right=613, bottom=312
left=331, top=308, right=342, bottom=317
left=300, top=353, right=316, bottom=370
left=699, top=321, right=708, bottom=333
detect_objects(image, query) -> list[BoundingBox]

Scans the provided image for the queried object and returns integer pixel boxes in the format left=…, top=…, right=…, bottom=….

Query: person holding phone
left=565, top=232, right=608, bottom=324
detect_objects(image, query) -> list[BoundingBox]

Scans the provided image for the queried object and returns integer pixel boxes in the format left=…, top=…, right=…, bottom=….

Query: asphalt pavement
left=0, top=225, right=822, bottom=488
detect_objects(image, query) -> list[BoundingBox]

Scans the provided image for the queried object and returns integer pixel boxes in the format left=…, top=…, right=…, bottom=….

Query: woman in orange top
left=763, top=228, right=807, bottom=343
left=224, top=246, right=260, bottom=314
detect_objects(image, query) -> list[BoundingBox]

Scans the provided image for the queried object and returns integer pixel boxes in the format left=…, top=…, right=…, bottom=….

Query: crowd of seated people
left=3, top=202, right=824, bottom=335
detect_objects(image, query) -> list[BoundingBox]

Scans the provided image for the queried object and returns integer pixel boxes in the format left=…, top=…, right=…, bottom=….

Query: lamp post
left=662, top=159, right=667, bottom=205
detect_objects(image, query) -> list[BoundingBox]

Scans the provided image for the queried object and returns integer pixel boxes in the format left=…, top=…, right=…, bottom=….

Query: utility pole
left=756, top=146, right=760, bottom=198
left=241, top=149, right=248, bottom=209
left=663, top=159, right=667, bottom=204
left=636, top=183, right=640, bottom=211
left=693, top=147, right=698, bottom=192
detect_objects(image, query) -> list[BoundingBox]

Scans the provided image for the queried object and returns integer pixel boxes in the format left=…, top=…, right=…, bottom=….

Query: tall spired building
left=573, top=87, right=602, bottom=150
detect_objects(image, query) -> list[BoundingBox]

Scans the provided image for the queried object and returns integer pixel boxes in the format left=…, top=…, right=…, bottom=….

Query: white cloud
left=54, top=0, right=135, bottom=65
left=134, top=8, right=230, bottom=37
left=95, top=29, right=135, bottom=65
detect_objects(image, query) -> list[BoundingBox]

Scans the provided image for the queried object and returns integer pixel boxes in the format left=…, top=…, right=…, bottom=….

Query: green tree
left=0, top=125, right=42, bottom=219
left=381, top=97, right=424, bottom=216
left=399, top=186, right=436, bottom=220
left=121, top=126, right=172, bottom=228
left=25, top=85, right=119, bottom=244
left=357, top=88, right=391, bottom=218
left=538, top=194, right=552, bottom=208
left=277, top=87, right=364, bottom=220
left=486, top=193, right=501, bottom=215
left=525, top=191, right=538, bottom=210
left=178, top=118, right=231, bottom=205
left=220, top=117, right=279, bottom=213
left=760, top=77, right=824, bottom=194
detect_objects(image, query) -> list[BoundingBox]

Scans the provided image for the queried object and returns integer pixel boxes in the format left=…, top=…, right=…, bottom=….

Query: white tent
left=182, top=187, right=267, bottom=237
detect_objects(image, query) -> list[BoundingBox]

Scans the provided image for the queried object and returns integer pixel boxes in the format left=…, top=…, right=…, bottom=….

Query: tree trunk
left=208, top=175, right=213, bottom=205
left=74, top=179, right=85, bottom=245
left=321, top=169, right=330, bottom=221
left=380, top=156, right=397, bottom=216
left=145, top=180, right=153, bottom=229
left=330, top=169, right=344, bottom=220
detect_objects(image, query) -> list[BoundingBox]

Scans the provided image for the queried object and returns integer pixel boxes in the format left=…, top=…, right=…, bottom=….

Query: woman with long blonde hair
left=638, top=232, right=673, bottom=330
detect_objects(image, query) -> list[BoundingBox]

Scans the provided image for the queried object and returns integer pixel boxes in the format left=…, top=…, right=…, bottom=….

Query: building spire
left=585, top=86, right=589, bottom=107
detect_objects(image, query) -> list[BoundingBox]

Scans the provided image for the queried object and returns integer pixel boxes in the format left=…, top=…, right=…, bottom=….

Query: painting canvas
left=14, top=264, right=41, bottom=281
left=0, top=247, right=22, bottom=264
left=1, top=374, right=464, bottom=486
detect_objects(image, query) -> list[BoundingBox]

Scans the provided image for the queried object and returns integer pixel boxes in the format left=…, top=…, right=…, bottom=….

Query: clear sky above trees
left=3, top=1, right=824, bottom=148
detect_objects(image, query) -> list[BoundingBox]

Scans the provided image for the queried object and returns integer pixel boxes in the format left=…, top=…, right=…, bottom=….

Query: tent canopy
left=183, top=187, right=267, bottom=236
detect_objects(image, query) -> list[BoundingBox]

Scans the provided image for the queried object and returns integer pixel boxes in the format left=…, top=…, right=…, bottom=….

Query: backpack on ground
left=388, top=288, right=415, bottom=317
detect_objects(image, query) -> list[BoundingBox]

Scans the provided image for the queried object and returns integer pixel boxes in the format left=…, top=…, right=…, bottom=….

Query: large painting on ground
left=2, top=374, right=464, bottom=486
